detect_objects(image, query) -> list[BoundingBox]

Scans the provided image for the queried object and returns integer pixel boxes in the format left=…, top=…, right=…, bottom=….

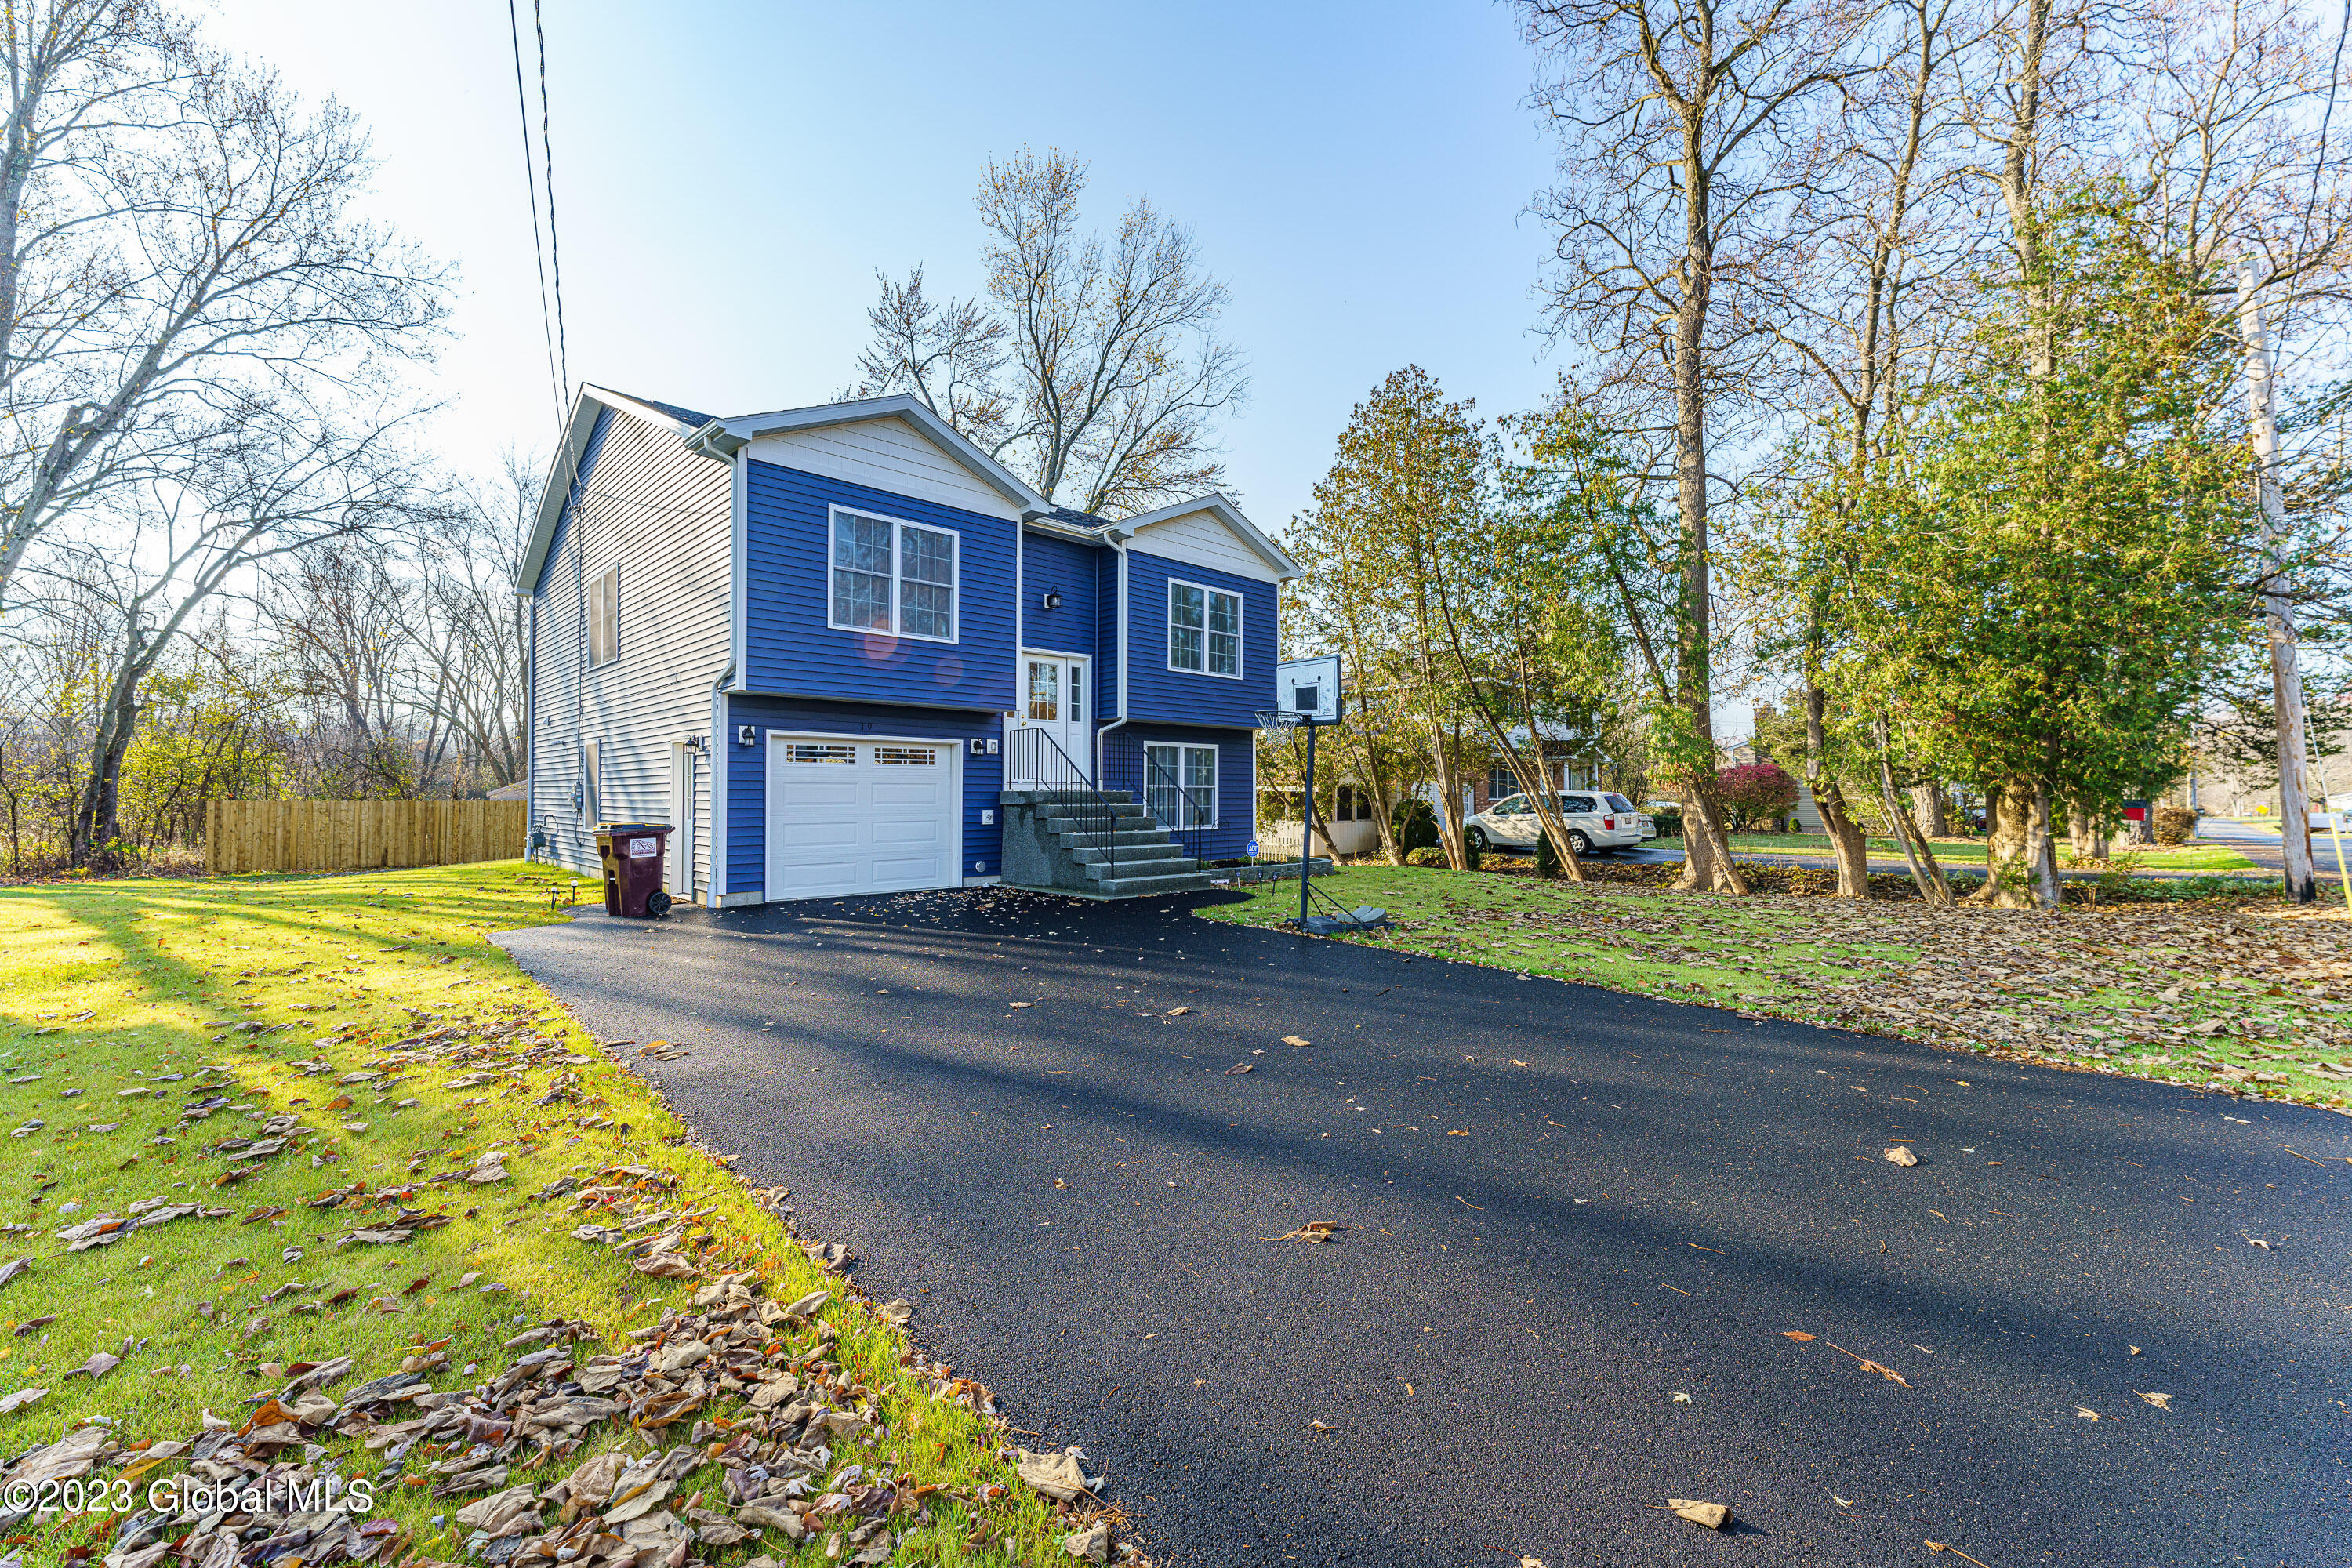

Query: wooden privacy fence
left=205, top=800, right=528, bottom=874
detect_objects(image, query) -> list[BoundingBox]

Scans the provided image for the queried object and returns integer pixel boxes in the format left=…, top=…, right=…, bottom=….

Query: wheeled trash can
left=594, top=822, right=674, bottom=917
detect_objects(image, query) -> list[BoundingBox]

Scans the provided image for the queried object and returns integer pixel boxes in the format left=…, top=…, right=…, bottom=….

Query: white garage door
left=765, top=735, right=958, bottom=900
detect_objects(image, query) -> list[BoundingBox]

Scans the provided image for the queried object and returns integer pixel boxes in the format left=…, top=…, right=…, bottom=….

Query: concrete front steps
left=998, top=789, right=1216, bottom=898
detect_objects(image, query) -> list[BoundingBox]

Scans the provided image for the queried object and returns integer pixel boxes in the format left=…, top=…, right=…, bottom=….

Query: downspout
left=1096, top=529, right=1132, bottom=782
left=711, top=444, right=748, bottom=905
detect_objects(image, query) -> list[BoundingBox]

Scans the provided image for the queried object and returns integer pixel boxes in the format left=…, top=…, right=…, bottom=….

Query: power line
left=506, top=0, right=563, bottom=438
left=532, top=0, right=571, bottom=410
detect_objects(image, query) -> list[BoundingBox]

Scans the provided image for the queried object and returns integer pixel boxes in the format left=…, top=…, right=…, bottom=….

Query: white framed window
left=829, top=506, right=958, bottom=642
left=786, top=743, right=854, bottom=764
left=588, top=566, right=619, bottom=666
left=1167, top=579, right=1241, bottom=678
left=1145, top=742, right=1218, bottom=829
left=875, top=746, right=940, bottom=765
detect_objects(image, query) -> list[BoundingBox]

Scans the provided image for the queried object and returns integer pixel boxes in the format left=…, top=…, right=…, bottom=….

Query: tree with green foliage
left=1846, top=195, right=2258, bottom=908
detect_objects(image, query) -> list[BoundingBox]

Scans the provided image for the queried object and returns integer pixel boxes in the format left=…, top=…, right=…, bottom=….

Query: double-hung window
left=1167, top=581, right=1241, bottom=677
left=829, top=507, right=957, bottom=641
left=1144, top=742, right=1218, bottom=829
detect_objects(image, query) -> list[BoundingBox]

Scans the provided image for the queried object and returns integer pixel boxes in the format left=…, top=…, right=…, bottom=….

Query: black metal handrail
left=1005, top=725, right=1119, bottom=884
left=1100, top=731, right=1213, bottom=870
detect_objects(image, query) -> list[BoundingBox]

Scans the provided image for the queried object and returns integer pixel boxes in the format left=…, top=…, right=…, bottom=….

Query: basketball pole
left=1299, top=717, right=1317, bottom=927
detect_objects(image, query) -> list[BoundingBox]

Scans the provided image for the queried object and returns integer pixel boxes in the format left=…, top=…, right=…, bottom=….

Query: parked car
left=1464, top=791, right=1653, bottom=855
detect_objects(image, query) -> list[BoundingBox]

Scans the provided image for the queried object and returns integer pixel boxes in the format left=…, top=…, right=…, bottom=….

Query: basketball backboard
left=1276, top=655, right=1342, bottom=724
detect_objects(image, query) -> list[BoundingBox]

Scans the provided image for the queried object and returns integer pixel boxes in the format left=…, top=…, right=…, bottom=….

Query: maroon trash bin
left=594, top=822, right=674, bottom=917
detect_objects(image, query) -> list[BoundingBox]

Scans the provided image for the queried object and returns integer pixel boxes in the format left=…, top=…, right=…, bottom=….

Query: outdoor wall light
left=1041, top=590, right=1062, bottom=610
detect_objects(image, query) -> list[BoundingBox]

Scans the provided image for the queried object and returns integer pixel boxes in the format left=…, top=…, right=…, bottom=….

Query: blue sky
left=206, top=0, right=1567, bottom=531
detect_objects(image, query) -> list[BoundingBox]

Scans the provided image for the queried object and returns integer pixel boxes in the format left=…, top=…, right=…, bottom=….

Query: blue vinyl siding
left=1118, top=722, right=1257, bottom=862
left=1020, top=531, right=1102, bottom=655
left=1123, top=550, right=1276, bottom=728
left=1097, top=549, right=1120, bottom=721
left=724, top=694, right=1004, bottom=898
left=744, top=459, right=1015, bottom=710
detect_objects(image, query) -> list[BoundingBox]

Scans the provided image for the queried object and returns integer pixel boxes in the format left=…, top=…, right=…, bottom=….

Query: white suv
left=1464, top=791, right=1653, bottom=856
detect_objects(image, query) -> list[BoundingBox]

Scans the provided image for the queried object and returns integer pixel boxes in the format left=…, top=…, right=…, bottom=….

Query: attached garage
left=764, top=734, right=960, bottom=899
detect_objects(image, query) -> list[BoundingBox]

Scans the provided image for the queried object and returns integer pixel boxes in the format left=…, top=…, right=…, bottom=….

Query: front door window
left=1028, top=660, right=1058, bottom=721
left=1011, top=655, right=1091, bottom=784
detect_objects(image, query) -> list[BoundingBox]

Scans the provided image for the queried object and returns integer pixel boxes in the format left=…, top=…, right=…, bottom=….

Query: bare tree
left=852, top=149, right=1247, bottom=517
left=32, top=397, right=429, bottom=866
left=0, top=12, right=446, bottom=608
left=1518, top=0, right=1872, bottom=894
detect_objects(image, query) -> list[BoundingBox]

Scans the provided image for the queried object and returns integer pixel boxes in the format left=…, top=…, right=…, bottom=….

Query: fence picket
left=202, top=800, right=525, bottom=873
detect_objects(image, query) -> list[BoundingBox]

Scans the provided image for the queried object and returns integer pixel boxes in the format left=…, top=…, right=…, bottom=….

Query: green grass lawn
left=0, top=862, right=1081, bottom=1566
left=1721, top=833, right=2255, bottom=873
left=1198, top=866, right=2352, bottom=1109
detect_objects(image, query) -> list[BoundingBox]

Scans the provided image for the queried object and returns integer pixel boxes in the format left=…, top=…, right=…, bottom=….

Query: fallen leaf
left=1269, top=1221, right=1347, bottom=1243
left=64, top=1351, right=121, bottom=1381
left=1654, top=1498, right=1730, bottom=1530
left=1884, top=1145, right=1918, bottom=1167
left=1282, top=1036, right=1312, bottom=1047
left=1165, top=1007, right=1192, bottom=1016
left=1308, top=1419, right=1335, bottom=1431
left=2136, top=1391, right=2172, bottom=1410
left=1926, top=1540, right=1995, bottom=1568
left=1223, top=1063, right=1253, bottom=1076
left=2076, top=1406, right=2099, bottom=1421
left=1782, top=1330, right=1816, bottom=1341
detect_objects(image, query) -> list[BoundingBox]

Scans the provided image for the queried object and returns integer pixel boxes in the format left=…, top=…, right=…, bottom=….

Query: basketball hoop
left=1254, top=710, right=1301, bottom=731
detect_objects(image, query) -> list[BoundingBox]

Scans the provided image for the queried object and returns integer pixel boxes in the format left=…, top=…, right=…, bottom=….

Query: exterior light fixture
left=1041, top=590, right=1062, bottom=609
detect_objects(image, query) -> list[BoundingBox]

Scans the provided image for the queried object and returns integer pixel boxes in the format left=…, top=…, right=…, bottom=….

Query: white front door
left=1008, top=652, right=1091, bottom=785
left=764, top=735, right=960, bottom=900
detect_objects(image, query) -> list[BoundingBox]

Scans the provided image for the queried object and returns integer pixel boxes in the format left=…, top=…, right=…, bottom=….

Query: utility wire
left=506, top=0, right=564, bottom=439
left=533, top=0, right=572, bottom=410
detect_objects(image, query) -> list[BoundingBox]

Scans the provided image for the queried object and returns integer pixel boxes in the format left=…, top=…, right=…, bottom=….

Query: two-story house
left=517, top=386, right=1299, bottom=906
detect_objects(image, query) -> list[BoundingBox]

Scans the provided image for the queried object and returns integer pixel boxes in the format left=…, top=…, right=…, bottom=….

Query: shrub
left=2152, top=805, right=2197, bottom=845
left=1535, top=829, right=1563, bottom=879
left=1650, top=804, right=1683, bottom=839
left=1404, top=846, right=1448, bottom=867
left=1392, top=797, right=1439, bottom=852
left=1717, top=762, right=1800, bottom=830
left=1462, top=837, right=1483, bottom=871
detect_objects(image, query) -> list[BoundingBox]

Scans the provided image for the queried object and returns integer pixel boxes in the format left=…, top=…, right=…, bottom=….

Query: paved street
left=495, top=890, right=2350, bottom=1567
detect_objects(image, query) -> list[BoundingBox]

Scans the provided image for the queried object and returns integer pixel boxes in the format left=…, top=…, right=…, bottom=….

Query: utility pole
left=2236, top=255, right=2316, bottom=903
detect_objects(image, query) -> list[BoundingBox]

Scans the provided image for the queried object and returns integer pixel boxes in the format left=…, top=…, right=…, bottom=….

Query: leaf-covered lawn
left=0, top=862, right=1095, bottom=1567
left=1197, top=866, right=2352, bottom=1109
left=1720, top=833, right=2256, bottom=873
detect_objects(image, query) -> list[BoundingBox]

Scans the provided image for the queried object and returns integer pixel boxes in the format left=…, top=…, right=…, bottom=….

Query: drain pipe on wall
left=1095, top=528, right=1132, bottom=783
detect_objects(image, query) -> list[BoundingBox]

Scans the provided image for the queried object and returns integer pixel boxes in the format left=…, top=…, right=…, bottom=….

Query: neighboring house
left=517, top=386, right=1300, bottom=906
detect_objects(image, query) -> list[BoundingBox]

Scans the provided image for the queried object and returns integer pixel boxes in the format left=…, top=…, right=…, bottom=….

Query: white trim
left=730, top=450, right=748, bottom=686
left=1164, top=577, right=1243, bottom=680
left=826, top=504, right=960, bottom=644
left=1013, top=524, right=1025, bottom=724
left=1121, top=491, right=1301, bottom=580
left=760, top=728, right=966, bottom=902
left=1014, top=650, right=1094, bottom=783
left=1142, top=739, right=1221, bottom=830
left=687, top=394, right=1048, bottom=510
left=708, top=676, right=731, bottom=904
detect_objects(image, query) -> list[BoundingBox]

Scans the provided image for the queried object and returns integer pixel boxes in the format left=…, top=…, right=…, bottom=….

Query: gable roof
left=681, top=393, right=1050, bottom=512
left=1117, top=492, right=1301, bottom=580
left=515, top=385, right=717, bottom=595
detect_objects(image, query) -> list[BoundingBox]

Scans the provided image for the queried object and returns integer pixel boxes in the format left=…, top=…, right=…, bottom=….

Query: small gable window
left=830, top=506, right=958, bottom=642
left=588, top=566, right=619, bottom=666
left=1168, top=580, right=1241, bottom=678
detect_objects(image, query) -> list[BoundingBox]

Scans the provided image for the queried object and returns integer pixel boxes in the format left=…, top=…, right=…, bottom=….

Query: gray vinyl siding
left=528, top=404, right=731, bottom=891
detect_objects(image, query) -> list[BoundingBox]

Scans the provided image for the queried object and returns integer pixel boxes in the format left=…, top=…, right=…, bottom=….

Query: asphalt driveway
left=495, top=887, right=2350, bottom=1567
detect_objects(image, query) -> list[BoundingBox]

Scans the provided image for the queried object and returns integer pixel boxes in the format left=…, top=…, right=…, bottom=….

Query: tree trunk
left=1804, top=680, right=1871, bottom=898
left=1873, top=720, right=1953, bottom=908
left=71, top=681, right=143, bottom=872
left=2028, top=784, right=2060, bottom=908
left=1910, top=782, right=1948, bottom=837
left=1983, top=782, right=2038, bottom=906
left=2067, top=799, right=2097, bottom=861
left=1431, top=736, right=1468, bottom=870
